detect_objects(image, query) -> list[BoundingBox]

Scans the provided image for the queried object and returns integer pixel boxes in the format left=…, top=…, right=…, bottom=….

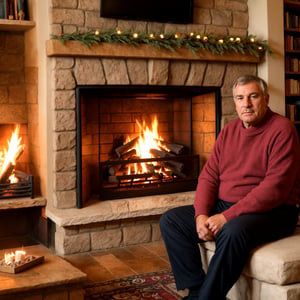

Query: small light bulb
left=95, top=30, right=100, bottom=35
left=258, top=46, right=263, bottom=51
left=149, top=33, right=154, bottom=39
left=133, top=33, right=138, bottom=38
left=159, top=34, right=164, bottom=39
left=235, top=37, right=241, bottom=43
left=190, top=32, right=194, bottom=37
left=196, top=34, right=201, bottom=39
left=250, top=37, right=255, bottom=43
left=229, top=37, right=235, bottom=42
left=116, top=29, right=122, bottom=35
left=203, top=36, right=208, bottom=41
left=218, top=39, right=224, bottom=44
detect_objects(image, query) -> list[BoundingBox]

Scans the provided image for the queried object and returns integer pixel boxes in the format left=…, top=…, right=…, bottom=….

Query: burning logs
left=104, top=138, right=190, bottom=186
left=101, top=116, right=193, bottom=190
left=0, top=126, right=25, bottom=184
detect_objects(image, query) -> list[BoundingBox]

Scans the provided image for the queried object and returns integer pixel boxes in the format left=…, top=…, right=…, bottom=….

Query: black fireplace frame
left=76, top=85, right=222, bottom=208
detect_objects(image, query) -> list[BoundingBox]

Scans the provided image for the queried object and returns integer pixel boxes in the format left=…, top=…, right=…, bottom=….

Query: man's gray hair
left=232, top=75, right=269, bottom=97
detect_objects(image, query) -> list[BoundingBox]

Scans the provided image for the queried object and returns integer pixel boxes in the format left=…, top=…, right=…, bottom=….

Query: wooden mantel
left=46, top=39, right=262, bottom=63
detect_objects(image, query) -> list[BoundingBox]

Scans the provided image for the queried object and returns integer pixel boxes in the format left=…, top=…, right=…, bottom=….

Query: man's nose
left=242, top=97, right=252, bottom=106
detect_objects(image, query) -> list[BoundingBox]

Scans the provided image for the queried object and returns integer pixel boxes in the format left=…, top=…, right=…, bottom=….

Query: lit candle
left=15, top=250, right=26, bottom=263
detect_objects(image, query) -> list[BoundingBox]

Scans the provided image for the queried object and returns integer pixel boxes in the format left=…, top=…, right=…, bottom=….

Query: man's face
left=234, top=81, right=269, bottom=128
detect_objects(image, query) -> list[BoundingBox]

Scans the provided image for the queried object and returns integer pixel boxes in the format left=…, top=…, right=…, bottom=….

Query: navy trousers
left=160, top=201, right=299, bottom=299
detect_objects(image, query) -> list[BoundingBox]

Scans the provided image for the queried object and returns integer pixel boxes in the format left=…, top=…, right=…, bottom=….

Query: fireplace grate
left=99, top=155, right=199, bottom=200
left=0, top=175, right=34, bottom=199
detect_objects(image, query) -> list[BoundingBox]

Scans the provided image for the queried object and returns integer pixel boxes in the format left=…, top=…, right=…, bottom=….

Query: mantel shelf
left=0, top=197, right=46, bottom=210
left=0, top=19, right=35, bottom=31
left=46, top=40, right=262, bottom=63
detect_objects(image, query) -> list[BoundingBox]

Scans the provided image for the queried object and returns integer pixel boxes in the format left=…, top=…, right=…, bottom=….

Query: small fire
left=0, top=125, right=25, bottom=183
left=4, top=250, right=26, bottom=264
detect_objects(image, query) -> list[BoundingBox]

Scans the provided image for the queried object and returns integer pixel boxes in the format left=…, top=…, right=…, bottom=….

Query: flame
left=0, top=125, right=24, bottom=182
left=126, top=116, right=168, bottom=175
left=4, top=252, right=15, bottom=264
left=4, top=249, right=26, bottom=264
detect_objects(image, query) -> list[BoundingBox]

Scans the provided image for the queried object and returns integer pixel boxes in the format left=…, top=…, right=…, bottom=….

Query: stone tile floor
left=0, top=235, right=171, bottom=287
left=64, top=241, right=171, bottom=286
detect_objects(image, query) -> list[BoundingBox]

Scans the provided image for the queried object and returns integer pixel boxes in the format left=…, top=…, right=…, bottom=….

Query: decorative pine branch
left=51, top=29, right=273, bottom=57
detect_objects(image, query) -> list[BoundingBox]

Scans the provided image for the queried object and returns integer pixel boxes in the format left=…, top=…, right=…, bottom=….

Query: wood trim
left=0, top=19, right=35, bottom=31
left=46, top=40, right=262, bottom=63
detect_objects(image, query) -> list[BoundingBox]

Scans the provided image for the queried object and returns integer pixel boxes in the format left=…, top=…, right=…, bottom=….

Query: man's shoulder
left=269, top=110, right=295, bottom=129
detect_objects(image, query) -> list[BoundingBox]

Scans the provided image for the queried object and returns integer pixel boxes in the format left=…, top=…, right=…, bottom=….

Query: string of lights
left=51, top=29, right=273, bottom=57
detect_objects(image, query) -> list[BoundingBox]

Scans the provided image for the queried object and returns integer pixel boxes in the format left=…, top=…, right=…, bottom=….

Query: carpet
left=84, top=270, right=188, bottom=300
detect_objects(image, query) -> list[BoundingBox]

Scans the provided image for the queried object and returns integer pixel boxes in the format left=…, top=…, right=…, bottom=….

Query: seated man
left=160, top=75, right=300, bottom=300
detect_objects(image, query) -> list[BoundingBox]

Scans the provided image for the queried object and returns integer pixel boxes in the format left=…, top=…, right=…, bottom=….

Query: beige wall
left=248, top=0, right=285, bottom=115
left=26, top=0, right=51, bottom=198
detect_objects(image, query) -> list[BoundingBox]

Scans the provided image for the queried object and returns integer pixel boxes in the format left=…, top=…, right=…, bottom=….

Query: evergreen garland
left=51, top=29, right=273, bottom=57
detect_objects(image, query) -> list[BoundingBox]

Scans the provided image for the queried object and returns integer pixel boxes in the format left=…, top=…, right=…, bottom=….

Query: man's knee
left=159, top=205, right=194, bottom=235
left=218, top=219, right=246, bottom=242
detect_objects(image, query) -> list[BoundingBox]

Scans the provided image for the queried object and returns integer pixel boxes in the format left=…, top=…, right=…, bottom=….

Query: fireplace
left=76, top=85, right=221, bottom=208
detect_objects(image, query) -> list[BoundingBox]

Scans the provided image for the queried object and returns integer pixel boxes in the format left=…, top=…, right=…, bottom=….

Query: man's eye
left=235, top=97, right=243, bottom=101
left=250, top=94, right=258, bottom=100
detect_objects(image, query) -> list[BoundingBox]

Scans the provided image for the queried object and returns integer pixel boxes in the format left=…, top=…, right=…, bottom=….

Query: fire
left=4, top=250, right=26, bottom=264
left=0, top=125, right=25, bottom=183
left=126, top=116, right=169, bottom=174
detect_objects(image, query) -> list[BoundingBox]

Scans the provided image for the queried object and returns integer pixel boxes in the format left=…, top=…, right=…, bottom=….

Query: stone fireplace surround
left=38, top=0, right=264, bottom=255
left=45, top=40, right=259, bottom=255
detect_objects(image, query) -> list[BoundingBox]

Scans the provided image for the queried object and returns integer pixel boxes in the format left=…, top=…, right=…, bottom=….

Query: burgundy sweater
left=194, top=108, right=300, bottom=221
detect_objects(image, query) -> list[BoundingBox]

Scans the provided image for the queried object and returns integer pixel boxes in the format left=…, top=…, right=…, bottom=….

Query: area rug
left=84, top=270, right=188, bottom=300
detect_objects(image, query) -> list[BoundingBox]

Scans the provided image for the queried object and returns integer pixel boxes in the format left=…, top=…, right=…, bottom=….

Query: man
left=160, top=75, right=300, bottom=299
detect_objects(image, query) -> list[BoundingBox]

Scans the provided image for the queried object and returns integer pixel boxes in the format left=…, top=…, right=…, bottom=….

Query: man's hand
left=205, top=214, right=227, bottom=237
left=196, top=214, right=227, bottom=241
left=195, top=215, right=215, bottom=241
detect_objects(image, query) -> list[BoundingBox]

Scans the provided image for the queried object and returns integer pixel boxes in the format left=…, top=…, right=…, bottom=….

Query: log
left=0, top=162, right=14, bottom=183
left=118, top=172, right=162, bottom=182
left=108, top=167, right=116, bottom=176
left=163, top=160, right=184, bottom=173
left=14, top=170, right=30, bottom=181
left=158, top=140, right=186, bottom=155
left=150, top=148, right=175, bottom=158
left=15, top=145, right=25, bottom=161
left=108, top=175, right=118, bottom=184
left=165, top=169, right=187, bottom=179
left=121, top=148, right=136, bottom=160
left=115, top=136, right=139, bottom=157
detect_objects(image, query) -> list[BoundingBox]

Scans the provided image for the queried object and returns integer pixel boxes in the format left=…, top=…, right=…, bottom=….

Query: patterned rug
left=84, top=270, right=188, bottom=300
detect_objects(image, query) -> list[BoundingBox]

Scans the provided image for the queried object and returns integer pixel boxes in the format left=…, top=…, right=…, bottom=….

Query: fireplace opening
left=76, top=85, right=221, bottom=208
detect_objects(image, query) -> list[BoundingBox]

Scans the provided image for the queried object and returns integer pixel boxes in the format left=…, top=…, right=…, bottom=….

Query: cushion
left=200, top=227, right=300, bottom=285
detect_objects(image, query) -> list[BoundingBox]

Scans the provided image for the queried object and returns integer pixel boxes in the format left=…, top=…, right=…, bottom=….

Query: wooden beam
left=46, top=40, right=262, bottom=63
left=0, top=20, right=35, bottom=31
